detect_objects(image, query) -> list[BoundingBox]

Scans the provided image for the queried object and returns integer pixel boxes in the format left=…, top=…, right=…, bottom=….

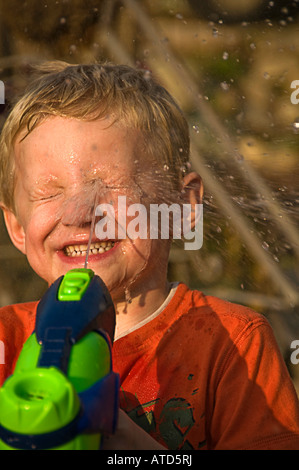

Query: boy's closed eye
left=24, top=174, right=64, bottom=203
left=28, top=187, right=64, bottom=203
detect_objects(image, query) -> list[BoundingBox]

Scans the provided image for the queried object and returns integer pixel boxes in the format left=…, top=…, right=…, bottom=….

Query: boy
left=0, top=61, right=299, bottom=450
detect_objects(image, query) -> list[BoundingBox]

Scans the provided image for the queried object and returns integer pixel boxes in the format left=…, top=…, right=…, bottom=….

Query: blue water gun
left=0, top=268, right=119, bottom=450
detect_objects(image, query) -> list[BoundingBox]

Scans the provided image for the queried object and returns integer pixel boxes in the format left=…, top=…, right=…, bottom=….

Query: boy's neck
left=113, top=281, right=171, bottom=340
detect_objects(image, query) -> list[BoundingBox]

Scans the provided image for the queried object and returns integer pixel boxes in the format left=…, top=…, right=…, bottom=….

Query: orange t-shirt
left=1, top=283, right=299, bottom=450
left=112, top=283, right=299, bottom=450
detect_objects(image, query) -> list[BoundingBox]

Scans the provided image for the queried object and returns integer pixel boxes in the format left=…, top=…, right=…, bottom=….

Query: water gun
left=0, top=268, right=119, bottom=450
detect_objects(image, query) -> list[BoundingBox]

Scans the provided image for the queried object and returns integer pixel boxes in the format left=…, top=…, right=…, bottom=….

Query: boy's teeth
left=64, top=241, right=114, bottom=257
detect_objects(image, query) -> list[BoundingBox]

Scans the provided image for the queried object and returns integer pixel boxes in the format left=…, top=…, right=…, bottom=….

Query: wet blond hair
left=0, top=61, right=190, bottom=211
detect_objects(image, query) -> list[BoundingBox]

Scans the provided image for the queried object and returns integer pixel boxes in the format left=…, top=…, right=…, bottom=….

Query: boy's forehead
left=14, top=116, right=150, bottom=174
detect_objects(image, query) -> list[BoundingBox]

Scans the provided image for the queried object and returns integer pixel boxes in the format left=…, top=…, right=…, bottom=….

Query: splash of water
left=55, top=163, right=199, bottom=311
left=84, top=192, right=98, bottom=269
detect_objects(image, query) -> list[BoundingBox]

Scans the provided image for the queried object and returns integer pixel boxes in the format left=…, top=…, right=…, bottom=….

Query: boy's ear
left=182, top=171, right=203, bottom=204
left=180, top=171, right=203, bottom=231
left=1, top=207, right=26, bottom=255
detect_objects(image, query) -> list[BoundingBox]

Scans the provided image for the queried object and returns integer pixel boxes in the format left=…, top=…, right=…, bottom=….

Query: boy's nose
left=57, top=180, right=115, bottom=227
left=58, top=184, right=98, bottom=227
left=60, top=197, right=93, bottom=227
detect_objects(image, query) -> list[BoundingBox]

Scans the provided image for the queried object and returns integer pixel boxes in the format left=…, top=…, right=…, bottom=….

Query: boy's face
left=4, top=116, right=171, bottom=302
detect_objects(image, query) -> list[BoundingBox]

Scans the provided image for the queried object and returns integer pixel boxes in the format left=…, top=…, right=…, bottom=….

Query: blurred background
left=0, top=0, right=298, bottom=390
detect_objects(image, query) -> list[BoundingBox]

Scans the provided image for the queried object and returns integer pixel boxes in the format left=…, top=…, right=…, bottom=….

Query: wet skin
left=3, top=116, right=172, bottom=334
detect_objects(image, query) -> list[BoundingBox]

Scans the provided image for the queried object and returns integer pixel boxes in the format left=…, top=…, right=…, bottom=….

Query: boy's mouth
left=64, top=240, right=115, bottom=257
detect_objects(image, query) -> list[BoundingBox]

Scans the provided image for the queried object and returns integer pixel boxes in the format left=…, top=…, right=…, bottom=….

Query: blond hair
left=0, top=61, right=190, bottom=211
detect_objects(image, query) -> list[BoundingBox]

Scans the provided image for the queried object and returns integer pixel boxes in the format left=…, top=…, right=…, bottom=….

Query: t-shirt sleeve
left=0, top=303, right=36, bottom=386
left=209, top=316, right=299, bottom=449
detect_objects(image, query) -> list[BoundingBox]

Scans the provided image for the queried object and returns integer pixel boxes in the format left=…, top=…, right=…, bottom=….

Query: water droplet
left=125, top=287, right=132, bottom=304
left=143, top=69, right=151, bottom=80
left=220, top=81, right=229, bottom=91
left=262, top=241, right=270, bottom=251
left=263, top=72, right=270, bottom=79
left=293, top=118, right=299, bottom=131
left=163, top=164, right=170, bottom=171
left=192, top=125, right=200, bottom=133
left=212, top=27, right=218, bottom=37
left=222, top=51, right=229, bottom=60
left=250, top=43, right=256, bottom=50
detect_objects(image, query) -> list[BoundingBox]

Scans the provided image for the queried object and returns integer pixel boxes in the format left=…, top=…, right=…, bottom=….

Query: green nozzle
left=58, top=268, right=94, bottom=301
left=0, top=367, right=80, bottom=435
